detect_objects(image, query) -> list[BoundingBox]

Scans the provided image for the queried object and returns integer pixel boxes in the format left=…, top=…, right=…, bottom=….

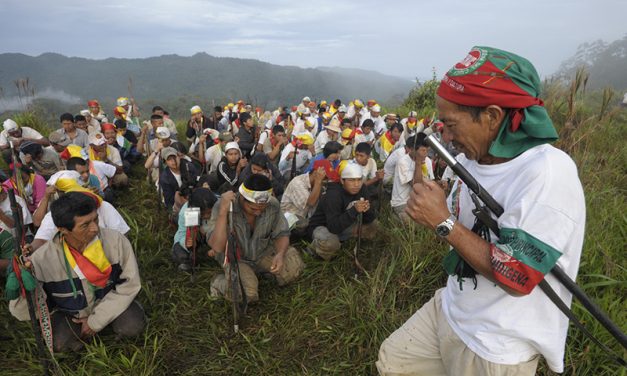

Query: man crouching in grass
left=208, top=174, right=304, bottom=303
left=9, top=192, right=145, bottom=352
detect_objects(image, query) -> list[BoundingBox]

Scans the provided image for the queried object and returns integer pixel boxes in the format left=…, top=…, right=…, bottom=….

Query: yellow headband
left=239, top=183, right=272, bottom=204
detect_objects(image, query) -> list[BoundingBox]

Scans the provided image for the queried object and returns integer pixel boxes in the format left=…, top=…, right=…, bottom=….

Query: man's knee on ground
left=111, top=172, right=129, bottom=188
left=111, top=301, right=146, bottom=337
left=275, top=246, right=305, bottom=286
left=312, top=226, right=341, bottom=260
left=51, top=311, right=83, bottom=353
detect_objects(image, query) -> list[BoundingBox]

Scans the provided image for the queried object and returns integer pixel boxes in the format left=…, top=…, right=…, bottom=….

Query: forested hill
left=0, top=52, right=413, bottom=108
left=555, top=35, right=627, bottom=90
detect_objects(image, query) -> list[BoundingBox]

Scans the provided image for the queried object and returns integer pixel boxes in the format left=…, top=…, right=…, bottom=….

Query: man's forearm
left=0, top=212, right=15, bottom=228
left=273, top=236, right=289, bottom=255
left=208, top=213, right=229, bottom=253
left=446, top=223, right=522, bottom=296
left=30, top=138, right=50, bottom=146
left=306, top=181, right=323, bottom=208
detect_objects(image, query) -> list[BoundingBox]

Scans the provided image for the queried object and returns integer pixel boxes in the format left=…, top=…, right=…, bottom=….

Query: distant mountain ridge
left=555, top=35, right=627, bottom=90
left=0, top=52, right=413, bottom=110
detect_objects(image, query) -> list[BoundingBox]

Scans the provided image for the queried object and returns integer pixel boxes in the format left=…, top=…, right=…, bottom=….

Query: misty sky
left=1, top=0, right=625, bottom=80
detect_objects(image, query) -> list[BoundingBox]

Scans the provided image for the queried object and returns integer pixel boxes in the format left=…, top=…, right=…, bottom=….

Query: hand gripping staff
left=425, top=134, right=626, bottom=367
left=352, top=198, right=367, bottom=279
left=225, top=201, right=247, bottom=333
left=7, top=188, right=52, bottom=375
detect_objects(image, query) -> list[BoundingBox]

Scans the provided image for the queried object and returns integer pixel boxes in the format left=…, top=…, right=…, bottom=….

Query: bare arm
left=208, top=192, right=236, bottom=254
left=0, top=210, right=15, bottom=229
left=406, top=181, right=522, bottom=296
left=32, top=186, right=56, bottom=227
left=306, top=168, right=326, bottom=208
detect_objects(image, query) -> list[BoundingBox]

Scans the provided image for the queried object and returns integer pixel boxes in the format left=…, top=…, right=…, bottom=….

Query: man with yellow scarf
left=9, top=192, right=144, bottom=352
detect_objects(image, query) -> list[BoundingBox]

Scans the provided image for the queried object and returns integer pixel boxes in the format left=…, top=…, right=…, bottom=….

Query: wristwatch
left=435, top=215, right=456, bottom=238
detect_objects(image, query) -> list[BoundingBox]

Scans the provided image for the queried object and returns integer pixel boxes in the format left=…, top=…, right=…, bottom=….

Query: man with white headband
left=208, top=174, right=304, bottom=302
left=306, top=161, right=378, bottom=260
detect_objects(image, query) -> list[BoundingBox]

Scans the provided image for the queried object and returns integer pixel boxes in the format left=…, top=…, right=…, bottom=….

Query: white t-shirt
left=0, top=127, right=44, bottom=148
left=314, top=130, right=336, bottom=155
left=107, top=145, right=123, bottom=167
left=390, top=153, right=413, bottom=208
left=172, top=171, right=182, bottom=187
left=279, top=143, right=312, bottom=176
left=357, top=157, right=377, bottom=181
left=90, top=160, right=117, bottom=190
left=0, top=196, right=32, bottom=236
left=441, top=145, right=585, bottom=372
left=204, top=144, right=224, bottom=173
left=371, top=116, right=386, bottom=135
left=35, top=201, right=130, bottom=241
left=257, top=130, right=271, bottom=153
left=383, top=147, right=405, bottom=184
left=354, top=131, right=375, bottom=146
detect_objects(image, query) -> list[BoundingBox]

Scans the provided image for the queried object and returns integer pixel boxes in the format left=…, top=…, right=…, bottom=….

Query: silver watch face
left=435, top=224, right=451, bottom=237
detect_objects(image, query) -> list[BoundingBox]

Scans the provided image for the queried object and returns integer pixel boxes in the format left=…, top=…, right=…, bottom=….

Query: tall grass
left=0, top=78, right=625, bottom=375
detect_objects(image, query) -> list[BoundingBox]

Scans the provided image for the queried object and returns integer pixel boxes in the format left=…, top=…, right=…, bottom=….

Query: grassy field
left=0, top=87, right=625, bottom=375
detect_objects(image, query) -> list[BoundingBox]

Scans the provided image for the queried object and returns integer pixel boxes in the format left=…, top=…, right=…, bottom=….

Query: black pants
left=51, top=300, right=146, bottom=353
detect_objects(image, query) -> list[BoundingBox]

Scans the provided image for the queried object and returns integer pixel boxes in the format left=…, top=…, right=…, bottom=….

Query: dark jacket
left=185, top=116, right=215, bottom=139
left=238, top=163, right=286, bottom=198
left=159, top=159, right=199, bottom=210
left=237, top=125, right=257, bottom=158
left=213, top=157, right=240, bottom=193
left=307, top=183, right=376, bottom=238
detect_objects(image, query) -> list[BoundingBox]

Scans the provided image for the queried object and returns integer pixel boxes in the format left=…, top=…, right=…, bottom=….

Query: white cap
left=2, top=119, right=18, bottom=132
left=224, top=141, right=241, bottom=153
left=303, top=96, right=311, bottom=102
left=88, top=132, right=107, bottom=146
left=371, top=104, right=381, bottom=112
left=116, top=97, right=129, bottom=106
left=341, top=162, right=363, bottom=179
left=80, top=109, right=91, bottom=117
left=190, top=105, right=202, bottom=114
left=155, top=126, right=171, bottom=139
left=338, top=104, right=347, bottom=112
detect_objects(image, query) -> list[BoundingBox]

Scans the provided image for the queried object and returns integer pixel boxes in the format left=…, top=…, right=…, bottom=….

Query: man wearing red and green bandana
left=377, top=47, right=585, bottom=375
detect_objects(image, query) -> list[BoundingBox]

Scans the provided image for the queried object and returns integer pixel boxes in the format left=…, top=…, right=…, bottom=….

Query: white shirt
left=279, top=143, right=312, bottom=176
left=35, top=201, right=130, bottom=241
left=442, top=145, right=585, bottom=372
left=314, top=130, right=335, bottom=155
left=374, top=117, right=387, bottom=135
left=0, top=127, right=44, bottom=148
left=357, top=157, right=377, bottom=181
left=90, top=160, right=117, bottom=190
left=383, top=147, right=405, bottom=184
left=107, top=145, right=123, bottom=167
left=0, top=196, right=32, bottom=236
left=172, top=171, right=182, bottom=187
left=354, top=131, right=375, bottom=146
left=390, top=153, right=413, bottom=208
left=204, top=144, right=224, bottom=173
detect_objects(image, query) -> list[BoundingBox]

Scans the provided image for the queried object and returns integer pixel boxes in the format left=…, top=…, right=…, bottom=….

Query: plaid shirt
left=280, top=173, right=313, bottom=219
left=209, top=195, right=289, bottom=262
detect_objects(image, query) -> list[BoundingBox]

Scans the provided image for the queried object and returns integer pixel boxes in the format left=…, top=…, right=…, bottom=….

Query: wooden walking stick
left=352, top=198, right=367, bottom=279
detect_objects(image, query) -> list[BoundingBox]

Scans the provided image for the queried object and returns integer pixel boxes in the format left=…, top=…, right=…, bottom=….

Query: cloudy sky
left=1, top=0, right=625, bottom=79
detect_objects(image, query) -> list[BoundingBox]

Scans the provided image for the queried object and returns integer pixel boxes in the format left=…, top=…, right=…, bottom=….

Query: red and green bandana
left=490, top=228, right=562, bottom=294
left=437, top=46, right=558, bottom=158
